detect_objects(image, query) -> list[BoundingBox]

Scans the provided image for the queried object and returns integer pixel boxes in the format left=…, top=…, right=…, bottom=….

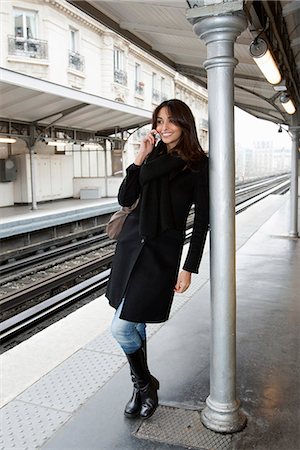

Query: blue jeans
left=111, top=299, right=146, bottom=354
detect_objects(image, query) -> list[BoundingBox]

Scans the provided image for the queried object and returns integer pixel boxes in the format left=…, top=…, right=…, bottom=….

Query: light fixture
left=278, top=125, right=282, bottom=133
left=249, top=37, right=282, bottom=85
left=280, top=93, right=296, bottom=115
left=0, top=137, right=17, bottom=143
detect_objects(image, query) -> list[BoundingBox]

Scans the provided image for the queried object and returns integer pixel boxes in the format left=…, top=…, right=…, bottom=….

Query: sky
left=234, top=107, right=291, bottom=149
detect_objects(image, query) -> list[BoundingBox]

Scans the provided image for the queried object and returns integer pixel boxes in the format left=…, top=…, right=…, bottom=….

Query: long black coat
left=106, top=156, right=209, bottom=323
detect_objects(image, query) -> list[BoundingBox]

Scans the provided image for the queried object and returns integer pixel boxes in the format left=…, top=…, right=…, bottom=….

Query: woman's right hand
left=134, top=129, right=158, bottom=166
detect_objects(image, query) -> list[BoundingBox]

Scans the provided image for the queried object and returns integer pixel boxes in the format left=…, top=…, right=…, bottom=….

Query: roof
left=68, top=0, right=300, bottom=127
left=0, top=67, right=152, bottom=135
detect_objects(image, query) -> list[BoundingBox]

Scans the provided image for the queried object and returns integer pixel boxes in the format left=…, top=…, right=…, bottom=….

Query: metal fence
left=8, top=36, right=48, bottom=59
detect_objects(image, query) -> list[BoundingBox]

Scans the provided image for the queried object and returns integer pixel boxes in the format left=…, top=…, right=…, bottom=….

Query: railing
left=8, top=35, right=48, bottom=59
left=152, top=88, right=160, bottom=102
left=200, top=118, right=208, bottom=130
left=114, top=69, right=127, bottom=85
left=135, top=81, right=144, bottom=95
left=69, top=51, right=85, bottom=72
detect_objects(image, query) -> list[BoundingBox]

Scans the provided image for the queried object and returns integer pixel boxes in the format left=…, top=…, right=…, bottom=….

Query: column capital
left=192, top=12, right=247, bottom=45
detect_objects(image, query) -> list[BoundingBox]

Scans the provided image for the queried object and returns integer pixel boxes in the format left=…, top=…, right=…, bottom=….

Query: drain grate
left=134, top=405, right=232, bottom=450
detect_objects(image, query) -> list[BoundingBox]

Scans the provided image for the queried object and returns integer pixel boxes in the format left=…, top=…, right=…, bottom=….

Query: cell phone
left=153, top=132, right=160, bottom=146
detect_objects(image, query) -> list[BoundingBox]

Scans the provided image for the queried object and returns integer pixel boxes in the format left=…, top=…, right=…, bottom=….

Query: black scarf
left=139, top=142, right=186, bottom=239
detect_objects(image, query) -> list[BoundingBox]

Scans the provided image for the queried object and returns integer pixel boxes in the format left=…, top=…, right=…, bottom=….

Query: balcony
left=69, top=51, right=85, bottom=72
left=200, top=118, right=208, bottom=130
left=135, top=81, right=144, bottom=96
left=152, top=88, right=160, bottom=103
left=114, top=69, right=127, bottom=85
left=8, top=36, right=48, bottom=59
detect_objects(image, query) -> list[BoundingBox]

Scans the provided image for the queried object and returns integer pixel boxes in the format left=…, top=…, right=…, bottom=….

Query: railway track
left=0, top=174, right=290, bottom=342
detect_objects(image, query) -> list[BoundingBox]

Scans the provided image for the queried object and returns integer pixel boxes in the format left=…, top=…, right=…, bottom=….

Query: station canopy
left=68, top=0, right=300, bottom=127
left=0, top=67, right=152, bottom=136
left=1, top=1, right=299, bottom=138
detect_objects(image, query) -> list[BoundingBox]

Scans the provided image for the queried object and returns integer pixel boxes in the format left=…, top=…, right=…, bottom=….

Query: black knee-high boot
left=124, top=370, right=141, bottom=418
left=124, top=340, right=146, bottom=418
left=125, top=343, right=159, bottom=419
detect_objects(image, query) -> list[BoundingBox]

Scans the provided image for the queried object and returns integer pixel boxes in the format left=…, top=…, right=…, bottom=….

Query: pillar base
left=201, top=395, right=247, bottom=433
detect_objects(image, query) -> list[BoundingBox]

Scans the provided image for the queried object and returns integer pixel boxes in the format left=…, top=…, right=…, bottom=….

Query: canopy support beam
left=289, top=125, right=299, bottom=238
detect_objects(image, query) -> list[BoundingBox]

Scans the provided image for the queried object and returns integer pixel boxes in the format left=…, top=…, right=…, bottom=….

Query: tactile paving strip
left=188, top=271, right=210, bottom=297
left=146, top=322, right=164, bottom=338
left=169, top=294, right=190, bottom=317
left=17, top=349, right=126, bottom=413
left=134, top=405, right=232, bottom=450
left=0, top=400, right=70, bottom=450
left=84, top=328, right=125, bottom=355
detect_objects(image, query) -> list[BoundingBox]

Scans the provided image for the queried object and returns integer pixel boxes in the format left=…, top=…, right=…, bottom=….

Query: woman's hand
left=134, top=129, right=158, bottom=166
left=174, top=270, right=191, bottom=294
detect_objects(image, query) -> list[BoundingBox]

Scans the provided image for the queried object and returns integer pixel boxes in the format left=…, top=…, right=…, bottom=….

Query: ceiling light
left=249, top=38, right=282, bottom=85
left=0, top=137, right=17, bottom=143
left=280, top=93, right=296, bottom=115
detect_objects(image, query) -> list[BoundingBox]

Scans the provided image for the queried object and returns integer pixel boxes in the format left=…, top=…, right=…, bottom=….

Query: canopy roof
left=69, top=0, right=300, bottom=127
left=0, top=67, right=151, bottom=136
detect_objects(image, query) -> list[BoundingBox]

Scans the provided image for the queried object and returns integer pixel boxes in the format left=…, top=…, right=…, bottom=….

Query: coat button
left=141, top=238, right=145, bottom=243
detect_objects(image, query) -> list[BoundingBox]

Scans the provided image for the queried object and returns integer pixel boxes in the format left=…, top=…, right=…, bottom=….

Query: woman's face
left=155, top=106, right=182, bottom=151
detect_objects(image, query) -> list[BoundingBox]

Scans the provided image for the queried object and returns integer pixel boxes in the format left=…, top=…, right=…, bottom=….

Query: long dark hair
left=152, top=99, right=206, bottom=168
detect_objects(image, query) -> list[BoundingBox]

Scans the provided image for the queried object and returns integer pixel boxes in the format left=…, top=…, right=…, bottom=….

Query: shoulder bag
left=106, top=199, right=139, bottom=240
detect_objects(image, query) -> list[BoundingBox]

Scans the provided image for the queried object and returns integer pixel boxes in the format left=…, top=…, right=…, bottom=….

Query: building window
left=114, top=47, right=127, bottom=85
left=135, top=63, right=144, bottom=95
left=8, top=9, right=48, bottom=59
left=14, top=9, right=37, bottom=39
left=161, top=77, right=168, bottom=101
left=69, top=28, right=78, bottom=53
left=152, top=72, right=160, bottom=102
left=68, top=27, right=84, bottom=71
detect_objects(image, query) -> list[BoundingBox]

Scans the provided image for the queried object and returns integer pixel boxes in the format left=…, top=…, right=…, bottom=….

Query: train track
left=0, top=173, right=289, bottom=280
left=0, top=174, right=290, bottom=342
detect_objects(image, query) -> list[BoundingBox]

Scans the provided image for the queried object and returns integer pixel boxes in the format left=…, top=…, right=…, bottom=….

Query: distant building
left=235, top=141, right=290, bottom=183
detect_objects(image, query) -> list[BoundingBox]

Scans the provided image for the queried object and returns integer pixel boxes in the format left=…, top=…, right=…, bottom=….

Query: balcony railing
left=152, top=88, right=160, bottom=102
left=114, top=69, right=127, bottom=85
left=200, top=118, right=208, bottom=130
left=8, top=35, right=48, bottom=59
left=135, top=81, right=144, bottom=96
left=69, top=51, right=85, bottom=72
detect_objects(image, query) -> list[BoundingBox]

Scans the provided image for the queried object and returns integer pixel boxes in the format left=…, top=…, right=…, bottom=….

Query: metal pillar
left=28, top=126, right=38, bottom=210
left=104, top=140, right=108, bottom=197
left=289, top=127, right=299, bottom=237
left=29, top=145, right=38, bottom=210
left=191, top=12, right=247, bottom=432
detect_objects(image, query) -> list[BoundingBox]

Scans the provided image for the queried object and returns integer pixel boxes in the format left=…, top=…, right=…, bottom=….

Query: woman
left=106, top=99, right=209, bottom=420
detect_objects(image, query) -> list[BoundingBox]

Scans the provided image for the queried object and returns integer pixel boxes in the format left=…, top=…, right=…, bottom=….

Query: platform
left=1, top=193, right=299, bottom=450
left=0, top=197, right=119, bottom=239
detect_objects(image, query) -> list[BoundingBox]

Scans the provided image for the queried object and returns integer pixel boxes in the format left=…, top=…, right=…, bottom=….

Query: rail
left=0, top=271, right=111, bottom=340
